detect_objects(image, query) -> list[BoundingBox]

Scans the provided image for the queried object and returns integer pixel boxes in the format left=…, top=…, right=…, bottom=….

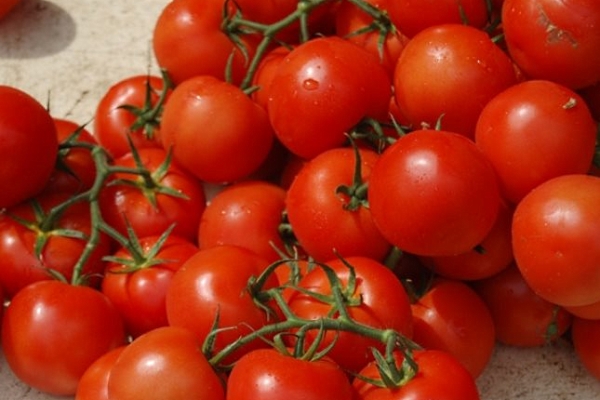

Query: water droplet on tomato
left=303, top=79, right=319, bottom=90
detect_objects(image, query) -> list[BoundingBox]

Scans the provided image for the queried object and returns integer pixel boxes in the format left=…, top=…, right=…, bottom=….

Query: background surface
left=1, top=1, right=600, bottom=399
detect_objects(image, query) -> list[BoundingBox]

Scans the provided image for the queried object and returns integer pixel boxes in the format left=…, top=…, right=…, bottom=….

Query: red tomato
left=99, top=147, right=206, bottom=242
left=475, top=80, right=597, bottom=204
left=93, top=74, right=168, bottom=159
left=571, top=317, right=600, bottom=381
left=75, top=346, right=126, bottom=400
left=107, top=326, right=225, bottom=400
left=101, top=234, right=199, bottom=338
left=285, top=146, right=391, bottom=262
left=0, top=86, right=58, bottom=208
left=353, top=349, right=480, bottom=400
left=251, top=46, right=291, bottom=110
left=411, top=278, right=496, bottom=378
left=1, top=280, right=126, bottom=396
left=502, top=0, right=600, bottom=89
left=512, top=174, right=600, bottom=307
left=368, top=129, right=501, bottom=257
left=393, top=24, right=518, bottom=138
left=267, top=36, right=392, bottom=159
left=226, top=348, right=354, bottom=400
left=286, top=256, right=414, bottom=373
left=473, top=264, right=572, bottom=347
left=160, top=75, right=274, bottom=183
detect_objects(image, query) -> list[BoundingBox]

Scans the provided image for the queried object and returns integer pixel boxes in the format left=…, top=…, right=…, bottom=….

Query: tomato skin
left=160, top=75, right=274, bottom=184
left=251, top=46, right=291, bottom=110
left=226, top=348, right=353, bottom=400
left=107, top=326, right=225, bottom=400
left=0, top=86, right=58, bottom=208
left=353, top=349, right=480, bottom=400
left=475, top=80, right=597, bottom=204
left=1, top=280, right=126, bottom=396
left=502, top=0, right=600, bottom=89
left=0, top=0, right=21, bottom=19
left=368, top=129, right=501, bottom=257
left=512, top=174, right=600, bottom=307
left=571, top=317, right=600, bottom=381
left=75, top=346, right=126, bottom=400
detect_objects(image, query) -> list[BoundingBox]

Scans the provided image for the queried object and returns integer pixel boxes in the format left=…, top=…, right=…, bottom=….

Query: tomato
left=165, top=245, right=279, bottom=364
left=285, top=146, right=391, bottom=262
left=93, top=74, right=168, bottom=159
left=473, top=264, right=572, bottom=347
left=0, top=192, right=112, bottom=298
left=368, top=129, right=501, bottom=257
left=101, top=234, right=199, bottom=338
left=502, top=0, right=600, bottom=89
left=475, top=80, right=597, bottom=204
left=352, top=349, right=480, bottom=400
left=0, top=0, right=21, bottom=19
left=107, top=326, right=225, bottom=400
left=512, top=174, right=600, bottom=307
left=159, top=75, right=274, bottom=184
left=1, top=280, right=126, bottom=396
left=99, top=147, right=206, bottom=242
left=198, top=180, right=287, bottom=263
left=571, top=317, right=600, bottom=381
left=410, top=278, right=496, bottom=378
left=251, top=46, right=291, bottom=110
left=75, top=346, right=126, bottom=400
left=226, top=348, right=354, bottom=400
left=393, top=24, right=518, bottom=138
left=267, top=36, right=392, bottom=159
left=0, top=86, right=58, bottom=208
left=286, top=256, right=414, bottom=373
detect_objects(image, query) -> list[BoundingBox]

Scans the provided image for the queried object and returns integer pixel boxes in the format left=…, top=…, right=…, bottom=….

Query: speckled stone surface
left=1, top=1, right=600, bottom=399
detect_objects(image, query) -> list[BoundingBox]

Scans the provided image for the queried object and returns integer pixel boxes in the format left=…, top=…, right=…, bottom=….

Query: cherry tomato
left=75, top=346, right=126, bottom=400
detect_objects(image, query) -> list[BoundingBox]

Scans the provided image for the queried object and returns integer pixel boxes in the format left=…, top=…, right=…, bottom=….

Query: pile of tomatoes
left=1, top=0, right=600, bottom=399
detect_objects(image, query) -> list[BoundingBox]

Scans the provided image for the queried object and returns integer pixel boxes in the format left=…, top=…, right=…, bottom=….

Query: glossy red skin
left=352, top=350, right=480, bottom=400
left=286, top=256, right=414, bottom=374
left=368, top=129, right=501, bottom=257
left=571, top=317, right=600, bottom=381
left=473, top=264, right=572, bottom=347
left=99, top=147, right=206, bottom=242
left=107, top=326, right=225, bottom=400
left=226, top=348, right=354, bottom=400
left=0, top=86, right=58, bottom=208
left=198, top=180, right=287, bottom=263
left=475, top=80, right=597, bottom=204
left=0, top=192, right=112, bottom=298
left=74, top=346, right=126, bottom=400
left=101, top=235, right=199, bottom=338
left=502, top=0, right=600, bottom=89
left=512, top=174, right=600, bottom=307
left=251, top=46, right=291, bottom=111
left=393, top=24, right=518, bottom=138
left=267, top=36, right=392, bottom=159
left=1, top=280, right=126, bottom=396
left=285, top=146, right=391, bottom=262
left=160, top=75, right=275, bottom=184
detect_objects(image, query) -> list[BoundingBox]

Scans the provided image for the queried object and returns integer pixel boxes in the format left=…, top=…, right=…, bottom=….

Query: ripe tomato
left=226, top=348, right=354, bottom=400
left=159, top=75, right=274, bottom=183
left=267, top=36, right=392, bottom=159
left=285, top=146, right=391, bottom=262
left=286, top=256, right=414, bottom=373
left=75, top=346, right=125, bottom=400
left=107, top=326, right=225, bottom=400
left=475, top=80, right=597, bottom=204
left=93, top=74, right=168, bottom=159
left=251, top=46, right=291, bottom=110
left=0, top=86, right=58, bottom=208
left=101, top=234, right=199, bottom=338
left=2, top=280, right=126, bottom=396
left=502, top=0, right=600, bottom=89
left=571, top=317, right=600, bottom=381
left=99, top=147, right=206, bottom=242
left=368, top=129, right=501, bottom=257
left=473, top=264, right=572, bottom=347
left=393, top=24, right=518, bottom=137
left=352, top=349, right=480, bottom=400
left=512, top=174, right=600, bottom=307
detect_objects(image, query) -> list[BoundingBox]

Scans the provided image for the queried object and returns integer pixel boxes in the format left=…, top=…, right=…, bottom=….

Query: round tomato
left=571, top=317, right=600, bottom=381
left=75, top=346, right=126, bottom=400
left=251, top=46, right=291, bottom=110
left=160, top=75, right=274, bottom=184
left=0, top=86, right=58, bottom=208
left=2, top=280, right=126, bottom=396
left=502, top=0, right=600, bottom=89
left=475, top=80, right=597, bottom=204
left=368, top=129, right=501, bottom=257
left=512, top=174, right=600, bottom=307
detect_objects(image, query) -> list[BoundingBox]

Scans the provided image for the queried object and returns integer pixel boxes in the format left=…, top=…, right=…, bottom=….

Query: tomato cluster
left=1, top=0, right=600, bottom=399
